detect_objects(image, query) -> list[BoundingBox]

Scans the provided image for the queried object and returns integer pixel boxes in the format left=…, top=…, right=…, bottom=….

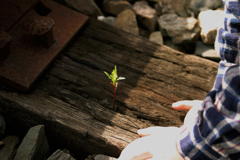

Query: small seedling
left=104, top=65, right=125, bottom=110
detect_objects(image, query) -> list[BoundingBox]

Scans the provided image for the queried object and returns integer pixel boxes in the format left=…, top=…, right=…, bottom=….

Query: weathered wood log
left=0, top=17, right=218, bottom=158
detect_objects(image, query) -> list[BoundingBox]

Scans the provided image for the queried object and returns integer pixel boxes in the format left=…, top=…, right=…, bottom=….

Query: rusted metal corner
left=0, top=0, right=89, bottom=91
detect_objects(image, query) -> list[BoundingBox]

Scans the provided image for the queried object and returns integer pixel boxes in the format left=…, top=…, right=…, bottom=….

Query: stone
left=198, top=9, right=224, bottom=44
left=114, top=9, right=139, bottom=35
left=170, top=0, right=190, bottom=17
left=0, top=115, right=5, bottom=137
left=97, top=16, right=116, bottom=26
left=0, top=136, right=19, bottom=160
left=158, top=13, right=200, bottom=44
left=64, top=0, right=102, bottom=17
left=154, top=1, right=169, bottom=16
left=149, top=31, right=163, bottom=45
left=14, top=125, right=50, bottom=160
left=133, top=1, right=158, bottom=32
left=85, top=154, right=95, bottom=160
left=103, top=1, right=131, bottom=16
left=154, top=0, right=190, bottom=17
left=47, top=149, right=75, bottom=160
left=94, top=154, right=117, bottom=160
left=187, top=0, right=223, bottom=17
left=195, top=41, right=220, bottom=61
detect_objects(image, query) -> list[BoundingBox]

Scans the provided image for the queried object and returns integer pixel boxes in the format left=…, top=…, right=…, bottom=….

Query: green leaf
left=104, top=65, right=125, bottom=87
left=104, top=71, right=110, bottom=78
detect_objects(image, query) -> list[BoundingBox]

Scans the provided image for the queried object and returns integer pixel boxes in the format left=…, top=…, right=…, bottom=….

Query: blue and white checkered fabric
left=177, top=64, right=240, bottom=159
left=213, top=0, right=240, bottom=90
left=177, top=0, right=240, bottom=159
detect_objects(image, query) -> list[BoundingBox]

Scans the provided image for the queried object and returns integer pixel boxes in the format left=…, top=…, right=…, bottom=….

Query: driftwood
left=0, top=17, right=218, bottom=158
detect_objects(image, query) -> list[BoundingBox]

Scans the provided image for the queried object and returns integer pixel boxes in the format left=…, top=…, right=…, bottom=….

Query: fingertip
left=172, top=102, right=184, bottom=110
left=172, top=101, right=194, bottom=110
left=137, top=129, right=151, bottom=137
left=137, top=129, right=145, bottom=137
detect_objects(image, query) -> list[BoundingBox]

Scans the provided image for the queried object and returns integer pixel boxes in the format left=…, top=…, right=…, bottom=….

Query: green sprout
left=104, top=65, right=125, bottom=110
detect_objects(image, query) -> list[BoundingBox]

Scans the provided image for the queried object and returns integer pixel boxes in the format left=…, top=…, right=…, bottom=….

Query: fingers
left=130, top=152, right=153, bottom=160
left=172, top=100, right=202, bottom=110
left=172, top=101, right=193, bottom=110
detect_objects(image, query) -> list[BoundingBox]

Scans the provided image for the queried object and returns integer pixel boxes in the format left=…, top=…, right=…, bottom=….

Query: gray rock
left=94, top=154, right=117, bottom=160
left=187, top=0, right=223, bottom=16
left=97, top=16, right=116, bottom=26
left=0, top=136, right=19, bottom=160
left=47, top=149, right=75, bottom=160
left=133, top=1, right=158, bottom=32
left=154, top=1, right=169, bottom=16
left=114, top=9, right=139, bottom=35
left=103, top=0, right=131, bottom=16
left=198, top=9, right=224, bottom=44
left=170, top=0, right=190, bottom=17
left=64, top=0, right=103, bottom=17
left=14, top=125, right=50, bottom=160
left=158, top=13, right=200, bottom=44
left=154, top=0, right=190, bottom=17
left=195, top=41, right=220, bottom=61
left=149, top=31, right=163, bottom=45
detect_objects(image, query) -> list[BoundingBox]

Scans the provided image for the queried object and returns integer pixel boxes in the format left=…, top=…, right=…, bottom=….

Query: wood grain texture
left=0, top=17, right=218, bottom=158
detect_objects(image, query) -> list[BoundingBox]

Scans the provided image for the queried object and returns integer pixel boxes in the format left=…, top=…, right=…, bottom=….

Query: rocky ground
left=60, top=0, right=224, bottom=61
left=95, top=0, right=224, bottom=61
left=0, top=116, right=114, bottom=160
left=0, top=118, right=77, bottom=160
left=0, top=0, right=224, bottom=160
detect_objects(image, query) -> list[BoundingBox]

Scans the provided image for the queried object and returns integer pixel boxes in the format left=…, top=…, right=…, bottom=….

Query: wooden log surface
left=0, top=17, right=218, bottom=158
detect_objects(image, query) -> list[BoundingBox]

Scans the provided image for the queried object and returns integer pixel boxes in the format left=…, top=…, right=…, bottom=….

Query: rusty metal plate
left=0, top=0, right=89, bottom=91
left=0, top=0, right=40, bottom=32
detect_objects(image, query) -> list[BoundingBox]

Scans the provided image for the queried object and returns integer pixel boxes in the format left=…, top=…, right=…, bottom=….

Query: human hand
left=118, top=127, right=184, bottom=160
left=172, top=100, right=202, bottom=123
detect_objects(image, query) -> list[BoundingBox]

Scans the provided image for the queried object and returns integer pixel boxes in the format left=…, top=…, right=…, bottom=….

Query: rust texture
left=0, top=31, right=12, bottom=60
left=0, top=0, right=89, bottom=91
left=0, top=0, right=40, bottom=32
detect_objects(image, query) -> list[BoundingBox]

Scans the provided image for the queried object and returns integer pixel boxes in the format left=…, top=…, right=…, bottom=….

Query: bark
left=0, top=17, right=218, bottom=158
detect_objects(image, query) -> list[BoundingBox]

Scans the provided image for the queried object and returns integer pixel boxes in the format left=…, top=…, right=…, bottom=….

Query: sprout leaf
left=104, top=65, right=125, bottom=87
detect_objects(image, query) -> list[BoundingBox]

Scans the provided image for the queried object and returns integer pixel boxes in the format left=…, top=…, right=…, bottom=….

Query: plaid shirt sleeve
left=176, top=0, right=240, bottom=159
left=212, top=0, right=240, bottom=90
left=177, top=65, right=240, bottom=160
